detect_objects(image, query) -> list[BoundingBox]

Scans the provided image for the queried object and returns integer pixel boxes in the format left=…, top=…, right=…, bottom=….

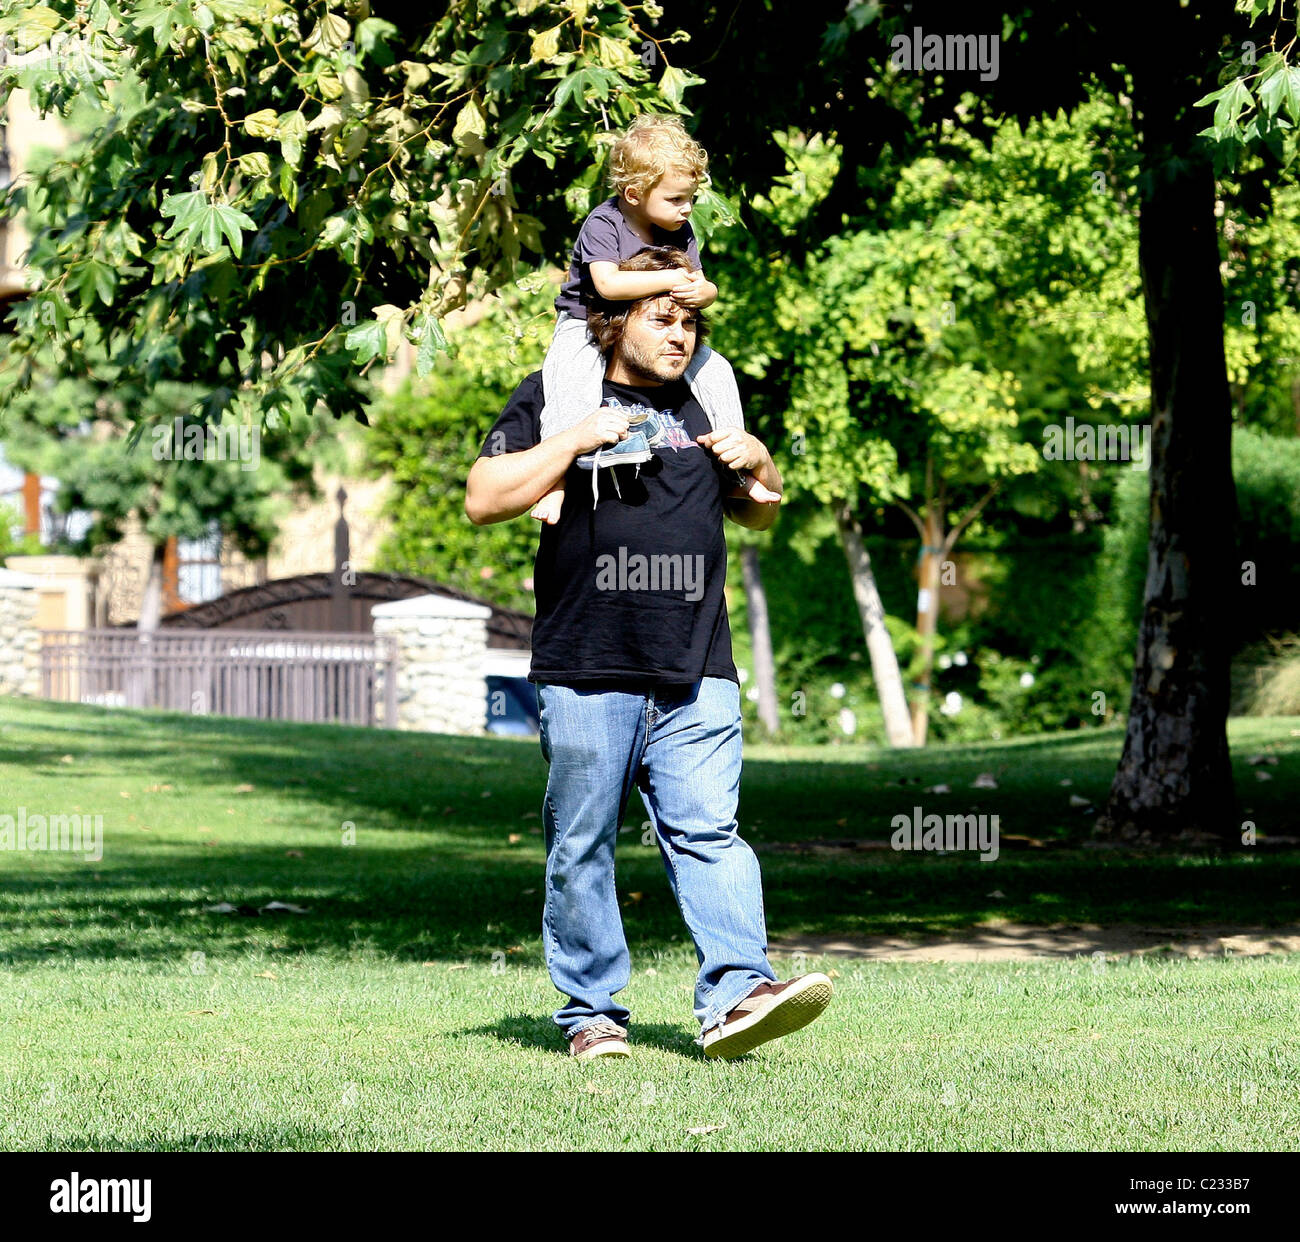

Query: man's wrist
left=559, top=425, right=586, bottom=458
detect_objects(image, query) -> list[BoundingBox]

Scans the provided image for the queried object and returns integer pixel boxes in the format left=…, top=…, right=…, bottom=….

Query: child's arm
left=588, top=261, right=692, bottom=302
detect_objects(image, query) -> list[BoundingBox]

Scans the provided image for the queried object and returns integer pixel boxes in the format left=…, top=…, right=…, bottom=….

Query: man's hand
left=696, top=428, right=769, bottom=474
left=567, top=407, right=632, bottom=456
left=670, top=268, right=714, bottom=309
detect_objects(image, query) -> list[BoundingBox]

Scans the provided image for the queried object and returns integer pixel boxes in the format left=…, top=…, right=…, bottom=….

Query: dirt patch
left=770, top=923, right=1300, bottom=962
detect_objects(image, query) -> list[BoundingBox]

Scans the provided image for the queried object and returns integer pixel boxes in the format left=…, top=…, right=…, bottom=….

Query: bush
left=1233, top=634, right=1300, bottom=716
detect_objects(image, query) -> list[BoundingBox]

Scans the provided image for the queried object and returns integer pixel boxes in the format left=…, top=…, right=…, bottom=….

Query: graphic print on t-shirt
left=601, top=393, right=697, bottom=453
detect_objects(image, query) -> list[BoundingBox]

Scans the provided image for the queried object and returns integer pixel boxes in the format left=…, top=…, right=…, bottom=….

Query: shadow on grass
left=4, top=840, right=1300, bottom=969
left=481, top=1013, right=703, bottom=1058
left=42, top=1129, right=353, bottom=1153
left=4, top=698, right=1300, bottom=968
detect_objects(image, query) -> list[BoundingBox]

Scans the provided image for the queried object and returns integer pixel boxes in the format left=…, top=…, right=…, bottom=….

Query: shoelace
left=582, top=1020, right=626, bottom=1041
left=588, top=449, right=638, bottom=509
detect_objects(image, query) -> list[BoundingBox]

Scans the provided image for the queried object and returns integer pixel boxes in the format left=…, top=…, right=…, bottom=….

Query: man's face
left=616, top=295, right=698, bottom=383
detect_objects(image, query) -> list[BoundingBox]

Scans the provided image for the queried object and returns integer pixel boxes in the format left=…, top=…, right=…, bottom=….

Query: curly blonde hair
left=607, top=113, right=709, bottom=199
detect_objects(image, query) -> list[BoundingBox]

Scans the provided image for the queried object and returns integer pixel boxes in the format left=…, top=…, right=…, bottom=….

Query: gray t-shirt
left=554, top=196, right=703, bottom=320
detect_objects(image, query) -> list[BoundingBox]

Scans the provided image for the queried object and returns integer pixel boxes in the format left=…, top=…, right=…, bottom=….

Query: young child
left=530, top=113, right=780, bottom=521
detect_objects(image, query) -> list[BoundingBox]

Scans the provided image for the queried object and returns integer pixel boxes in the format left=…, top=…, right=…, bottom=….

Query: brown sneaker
left=569, top=1019, right=631, bottom=1060
left=701, top=973, right=833, bottom=1059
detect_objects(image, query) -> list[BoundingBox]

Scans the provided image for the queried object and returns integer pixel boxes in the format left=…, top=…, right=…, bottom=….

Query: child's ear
left=622, top=186, right=640, bottom=208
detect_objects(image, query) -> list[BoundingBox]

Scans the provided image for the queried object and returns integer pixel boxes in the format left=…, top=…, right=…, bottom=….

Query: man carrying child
left=466, top=245, right=833, bottom=1061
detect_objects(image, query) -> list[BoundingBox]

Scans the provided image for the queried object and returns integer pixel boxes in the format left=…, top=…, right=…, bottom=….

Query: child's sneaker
left=575, top=430, right=653, bottom=507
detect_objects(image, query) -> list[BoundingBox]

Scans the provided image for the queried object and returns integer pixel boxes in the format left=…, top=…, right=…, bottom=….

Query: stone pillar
left=0, top=568, right=43, bottom=697
left=4, top=554, right=99, bottom=631
left=371, top=593, right=491, bottom=735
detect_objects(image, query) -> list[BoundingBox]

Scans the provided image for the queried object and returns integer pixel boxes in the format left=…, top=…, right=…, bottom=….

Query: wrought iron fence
left=40, top=629, right=398, bottom=728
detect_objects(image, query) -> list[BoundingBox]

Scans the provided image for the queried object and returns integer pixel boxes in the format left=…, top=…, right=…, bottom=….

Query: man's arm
left=723, top=447, right=783, bottom=532
left=466, top=429, right=581, bottom=525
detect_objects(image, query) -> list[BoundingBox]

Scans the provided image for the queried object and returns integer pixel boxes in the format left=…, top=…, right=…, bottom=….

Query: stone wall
left=371, top=593, right=490, bottom=735
left=0, top=570, right=42, bottom=697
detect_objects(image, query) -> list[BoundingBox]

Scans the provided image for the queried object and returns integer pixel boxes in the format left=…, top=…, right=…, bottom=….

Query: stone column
left=371, top=593, right=491, bottom=735
left=4, top=554, right=99, bottom=630
left=0, top=568, right=43, bottom=697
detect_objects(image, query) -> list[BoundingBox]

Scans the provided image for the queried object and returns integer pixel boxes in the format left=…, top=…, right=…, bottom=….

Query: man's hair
left=608, top=113, right=708, bottom=199
left=585, top=247, right=709, bottom=358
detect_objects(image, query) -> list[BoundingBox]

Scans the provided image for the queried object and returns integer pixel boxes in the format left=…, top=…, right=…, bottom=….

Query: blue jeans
left=536, top=676, right=776, bottom=1042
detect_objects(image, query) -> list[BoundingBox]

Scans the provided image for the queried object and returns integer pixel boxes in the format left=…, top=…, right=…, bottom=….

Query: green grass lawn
left=2, top=696, right=1298, bottom=1151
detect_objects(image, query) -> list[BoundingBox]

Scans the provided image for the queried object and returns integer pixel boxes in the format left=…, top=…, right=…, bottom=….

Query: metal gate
left=40, top=629, right=398, bottom=727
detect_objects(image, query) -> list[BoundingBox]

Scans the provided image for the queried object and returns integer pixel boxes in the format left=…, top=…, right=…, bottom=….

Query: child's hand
left=670, top=269, right=710, bottom=308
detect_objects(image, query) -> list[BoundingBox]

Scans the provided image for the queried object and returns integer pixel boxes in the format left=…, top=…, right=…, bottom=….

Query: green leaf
left=453, top=99, right=487, bottom=151
left=356, top=17, right=398, bottom=65
left=200, top=208, right=223, bottom=252
left=160, top=190, right=208, bottom=231
left=278, top=162, right=298, bottom=211
left=278, top=110, right=307, bottom=168
left=242, top=109, right=280, bottom=139
left=531, top=26, right=561, bottom=61
left=73, top=258, right=116, bottom=309
left=213, top=204, right=256, bottom=258
left=1259, top=65, right=1300, bottom=127
left=342, top=66, right=369, bottom=108
left=0, top=4, right=62, bottom=50
left=345, top=317, right=388, bottom=365
left=304, top=13, right=350, bottom=53
left=659, top=65, right=703, bottom=108
left=1198, top=79, right=1253, bottom=133
left=412, top=312, right=448, bottom=376
left=321, top=213, right=353, bottom=246
left=237, top=151, right=272, bottom=178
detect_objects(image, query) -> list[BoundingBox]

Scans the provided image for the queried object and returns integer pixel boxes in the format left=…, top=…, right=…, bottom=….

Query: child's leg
left=684, top=345, right=781, bottom=503
left=540, top=313, right=606, bottom=441
left=533, top=314, right=607, bottom=523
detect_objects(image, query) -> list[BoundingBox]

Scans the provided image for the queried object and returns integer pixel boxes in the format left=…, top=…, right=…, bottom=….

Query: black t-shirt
left=475, top=372, right=739, bottom=689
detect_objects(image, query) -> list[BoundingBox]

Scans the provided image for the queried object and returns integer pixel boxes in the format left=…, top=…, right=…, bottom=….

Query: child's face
left=630, top=171, right=698, bottom=232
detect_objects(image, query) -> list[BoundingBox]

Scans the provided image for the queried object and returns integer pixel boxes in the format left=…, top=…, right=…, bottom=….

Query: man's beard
left=618, top=330, right=692, bottom=383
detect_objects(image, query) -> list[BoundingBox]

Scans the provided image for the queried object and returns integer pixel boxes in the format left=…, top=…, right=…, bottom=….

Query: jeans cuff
left=699, top=977, right=764, bottom=1036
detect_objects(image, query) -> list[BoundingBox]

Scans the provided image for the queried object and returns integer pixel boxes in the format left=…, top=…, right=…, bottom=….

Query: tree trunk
left=1096, top=83, right=1238, bottom=845
left=137, top=541, right=164, bottom=633
left=834, top=499, right=915, bottom=748
left=910, top=504, right=944, bottom=747
left=739, top=542, right=780, bottom=736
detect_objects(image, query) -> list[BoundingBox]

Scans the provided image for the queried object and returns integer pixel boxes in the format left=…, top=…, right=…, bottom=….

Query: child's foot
left=732, top=470, right=782, bottom=503
left=531, top=489, right=565, bottom=524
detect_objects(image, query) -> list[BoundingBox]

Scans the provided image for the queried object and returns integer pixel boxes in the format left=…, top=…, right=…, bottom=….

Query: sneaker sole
left=577, top=452, right=653, bottom=469
left=702, top=974, right=833, bottom=1060
left=572, top=1040, right=631, bottom=1061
